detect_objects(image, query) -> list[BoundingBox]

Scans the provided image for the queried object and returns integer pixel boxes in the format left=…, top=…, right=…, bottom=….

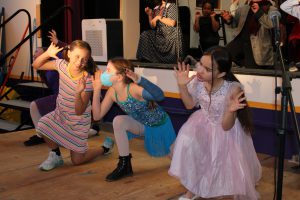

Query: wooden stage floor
left=1, top=127, right=300, bottom=200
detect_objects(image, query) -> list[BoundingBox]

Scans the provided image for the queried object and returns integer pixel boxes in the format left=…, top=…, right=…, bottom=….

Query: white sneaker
left=102, top=136, right=114, bottom=155
left=289, top=66, right=298, bottom=72
left=88, top=128, right=98, bottom=138
left=39, top=151, right=64, bottom=171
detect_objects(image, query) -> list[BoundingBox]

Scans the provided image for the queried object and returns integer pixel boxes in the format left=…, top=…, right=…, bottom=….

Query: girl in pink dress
left=169, top=46, right=261, bottom=200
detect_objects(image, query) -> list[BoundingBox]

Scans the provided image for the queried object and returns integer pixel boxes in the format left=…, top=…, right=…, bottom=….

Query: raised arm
left=145, top=7, right=155, bottom=28
left=221, top=0, right=241, bottom=26
left=211, top=12, right=220, bottom=32
left=48, top=29, right=68, bottom=48
left=252, top=3, right=277, bottom=29
left=230, top=0, right=240, bottom=17
left=174, top=62, right=196, bottom=109
left=125, top=69, right=164, bottom=102
left=92, top=70, right=114, bottom=121
left=155, top=16, right=176, bottom=27
left=150, top=13, right=176, bottom=28
left=32, top=43, right=63, bottom=71
left=222, top=85, right=246, bottom=131
left=193, top=11, right=201, bottom=32
left=280, top=0, right=300, bottom=20
left=151, top=3, right=177, bottom=28
left=75, top=75, right=93, bottom=115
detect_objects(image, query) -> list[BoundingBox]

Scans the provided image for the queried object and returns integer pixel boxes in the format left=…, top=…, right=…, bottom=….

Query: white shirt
left=280, top=0, right=300, bottom=20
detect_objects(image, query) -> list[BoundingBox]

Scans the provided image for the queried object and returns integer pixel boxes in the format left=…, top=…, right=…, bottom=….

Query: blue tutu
left=127, top=115, right=176, bottom=157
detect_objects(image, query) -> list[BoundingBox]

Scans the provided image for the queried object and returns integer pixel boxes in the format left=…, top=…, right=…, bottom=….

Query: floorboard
left=0, top=127, right=300, bottom=200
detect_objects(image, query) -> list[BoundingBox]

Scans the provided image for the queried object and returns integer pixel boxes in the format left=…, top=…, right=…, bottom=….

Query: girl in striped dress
left=32, top=41, right=114, bottom=171
left=91, top=58, right=176, bottom=181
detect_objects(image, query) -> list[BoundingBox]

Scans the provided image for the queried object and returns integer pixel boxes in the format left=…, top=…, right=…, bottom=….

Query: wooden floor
left=1, top=127, right=300, bottom=200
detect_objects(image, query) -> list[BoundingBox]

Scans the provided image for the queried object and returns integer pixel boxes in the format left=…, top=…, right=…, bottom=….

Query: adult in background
left=222, top=0, right=277, bottom=69
left=136, top=0, right=184, bottom=63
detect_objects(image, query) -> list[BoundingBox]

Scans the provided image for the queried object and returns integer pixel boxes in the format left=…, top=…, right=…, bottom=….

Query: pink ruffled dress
left=169, top=78, right=261, bottom=199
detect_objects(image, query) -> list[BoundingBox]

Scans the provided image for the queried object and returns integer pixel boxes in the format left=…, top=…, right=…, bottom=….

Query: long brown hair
left=109, top=57, right=157, bottom=109
left=109, top=57, right=135, bottom=84
left=63, top=40, right=97, bottom=75
left=204, top=46, right=254, bottom=134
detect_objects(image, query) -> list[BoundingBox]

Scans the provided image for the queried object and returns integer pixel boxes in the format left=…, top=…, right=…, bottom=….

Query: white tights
left=112, top=115, right=144, bottom=156
left=30, top=101, right=42, bottom=137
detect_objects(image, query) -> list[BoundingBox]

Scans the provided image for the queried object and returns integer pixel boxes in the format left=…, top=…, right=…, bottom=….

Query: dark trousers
left=226, top=37, right=258, bottom=68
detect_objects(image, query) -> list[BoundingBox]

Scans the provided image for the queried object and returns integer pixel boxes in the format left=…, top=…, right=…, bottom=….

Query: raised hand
left=228, top=91, right=247, bottom=112
left=195, top=11, right=201, bottom=18
left=210, top=11, right=216, bottom=18
left=174, top=62, right=195, bottom=86
left=46, top=43, right=63, bottom=59
left=48, top=29, right=58, bottom=45
left=221, top=10, right=232, bottom=22
left=92, top=69, right=103, bottom=91
left=125, top=69, right=139, bottom=83
left=76, top=74, right=87, bottom=95
left=145, top=7, right=153, bottom=16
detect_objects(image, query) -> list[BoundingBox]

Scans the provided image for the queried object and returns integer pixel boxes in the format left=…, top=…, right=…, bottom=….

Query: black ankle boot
left=106, top=154, right=133, bottom=182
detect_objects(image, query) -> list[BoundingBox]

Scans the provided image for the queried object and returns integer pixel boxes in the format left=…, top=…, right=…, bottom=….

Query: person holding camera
left=222, top=0, right=277, bottom=69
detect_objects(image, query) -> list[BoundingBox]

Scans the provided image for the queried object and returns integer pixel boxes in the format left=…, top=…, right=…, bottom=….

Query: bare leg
left=42, top=135, right=59, bottom=149
left=40, top=132, right=105, bottom=165
left=70, top=148, right=104, bottom=165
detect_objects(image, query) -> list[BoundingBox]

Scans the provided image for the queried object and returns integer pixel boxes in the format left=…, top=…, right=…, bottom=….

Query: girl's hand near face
left=92, top=70, right=103, bottom=91
left=210, top=11, right=216, bottom=18
left=228, top=91, right=247, bottom=112
left=48, top=29, right=58, bottom=45
left=76, top=74, right=87, bottom=95
left=46, top=42, right=63, bottom=59
left=195, top=11, right=202, bottom=18
left=125, top=69, right=140, bottom=83
left=174, top=62, right=196, bottom=86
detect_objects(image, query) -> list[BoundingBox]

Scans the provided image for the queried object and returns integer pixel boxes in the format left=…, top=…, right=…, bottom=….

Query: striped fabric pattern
left=37, top=59, right=92, bottom=153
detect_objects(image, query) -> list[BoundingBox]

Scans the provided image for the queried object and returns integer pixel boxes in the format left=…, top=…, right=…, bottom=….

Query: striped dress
left=37, top=59, right=93, bottom=153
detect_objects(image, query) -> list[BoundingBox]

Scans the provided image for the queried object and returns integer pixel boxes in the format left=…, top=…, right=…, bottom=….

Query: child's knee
left=112, top=115, right=127, bottom=129
left=71, top=156, right=84, bottom=166
left=30, top=101, right=38, bottom=112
